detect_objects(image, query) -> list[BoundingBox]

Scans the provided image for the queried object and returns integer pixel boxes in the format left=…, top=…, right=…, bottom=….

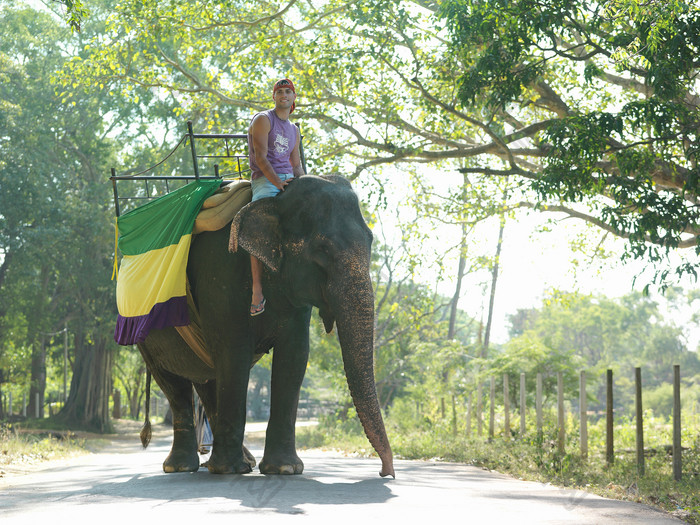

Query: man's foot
left=250, top=298, right=266, bottom=316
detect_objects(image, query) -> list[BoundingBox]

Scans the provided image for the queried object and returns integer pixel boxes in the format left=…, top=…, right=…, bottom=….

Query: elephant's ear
left=229, top=199, right=282, bottom=272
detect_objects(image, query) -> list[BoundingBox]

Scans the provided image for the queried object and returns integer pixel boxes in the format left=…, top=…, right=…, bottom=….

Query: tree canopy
left=57, top=0, right=700, bottom=285
left=441, top=0, right=700, bottom=281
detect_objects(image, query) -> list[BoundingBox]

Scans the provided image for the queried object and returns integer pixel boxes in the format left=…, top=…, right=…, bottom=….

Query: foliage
left=3, top=0, right=699, bottom=447
left=112, top=346, right=147, bottom=419
left=56, top=0, right=700, bottom=285
left=440, top=0, right=700, bottom=281
left=0, top=3, right=139, bottom=428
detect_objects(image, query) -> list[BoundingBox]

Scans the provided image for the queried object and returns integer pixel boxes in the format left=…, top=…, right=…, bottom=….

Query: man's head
left=273, top=78, right=296, bottom=113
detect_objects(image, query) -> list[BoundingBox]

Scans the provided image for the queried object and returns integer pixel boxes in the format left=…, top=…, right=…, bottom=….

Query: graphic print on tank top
left=273, top=133, right=290, bottom=155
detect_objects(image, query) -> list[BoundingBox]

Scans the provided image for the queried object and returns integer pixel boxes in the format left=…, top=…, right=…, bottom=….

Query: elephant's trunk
left=331, top=269, right=395, bottom=478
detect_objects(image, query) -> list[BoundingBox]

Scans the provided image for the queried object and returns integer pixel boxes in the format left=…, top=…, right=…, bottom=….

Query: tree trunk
left=28, top=339, right=47, bottom=419
left=112, top=389, right=121, bottom=419
left=0, top=371, right=5, bottom=420
left=448, top=173, right=471, bottom=340
left=448, top=221, right=468, bottom=340
left=126, top=365, right=145, bottom=418
left=483, top=189, right=508, bottom=355
left=57, top=334, right=113, bottom=432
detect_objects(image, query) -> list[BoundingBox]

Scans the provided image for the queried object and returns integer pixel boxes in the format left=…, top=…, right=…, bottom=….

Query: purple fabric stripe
left=114, top=296, right=189, bottom=345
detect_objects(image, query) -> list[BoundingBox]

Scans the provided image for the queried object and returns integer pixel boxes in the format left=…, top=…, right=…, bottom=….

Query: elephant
left=136, top=174, right=395, bottom=478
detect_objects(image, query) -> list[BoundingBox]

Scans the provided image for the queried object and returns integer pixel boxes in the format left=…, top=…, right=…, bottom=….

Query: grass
left=296, top=410, right=700, bottom=524
left=0, top=422, right=90, bottom=474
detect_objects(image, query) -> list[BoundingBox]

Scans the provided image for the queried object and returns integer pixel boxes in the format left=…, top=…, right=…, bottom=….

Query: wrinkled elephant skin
left=137, top=175, right=394, bottom=478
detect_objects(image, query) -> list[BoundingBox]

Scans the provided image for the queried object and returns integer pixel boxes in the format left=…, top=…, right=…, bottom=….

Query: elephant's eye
left=310, top=238, right=333, bottom=269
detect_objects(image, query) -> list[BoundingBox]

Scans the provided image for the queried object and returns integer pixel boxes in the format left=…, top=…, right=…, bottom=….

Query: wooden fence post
left=536, top=372, right=543, bottom=438
left=520, top=372, right=526, bottom=438
left=504, top=374, right=510, bottom=439
left=489, top=377, right=495, bottom=440
left=673, top=364, right=682, bottom=481
left=557, top=371, right=565, bottom=455
left=606, top=369, right=614, bottom=465
left=635, top=367, right=644, bottom=476
left=580, top=370, right=588, bottom=459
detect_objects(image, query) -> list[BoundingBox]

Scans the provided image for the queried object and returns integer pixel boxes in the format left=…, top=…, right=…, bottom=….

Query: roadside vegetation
left=297, top=410, right=700, bottom=523
left=0, top=423, right=88, bottom=475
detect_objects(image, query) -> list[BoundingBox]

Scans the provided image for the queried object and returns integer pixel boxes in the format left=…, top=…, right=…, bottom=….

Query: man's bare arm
left=290, top=126, right=305, bottom=177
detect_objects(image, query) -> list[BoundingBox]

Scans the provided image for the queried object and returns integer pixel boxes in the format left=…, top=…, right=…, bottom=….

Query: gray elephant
left=136, top=175, right=395, bottom=478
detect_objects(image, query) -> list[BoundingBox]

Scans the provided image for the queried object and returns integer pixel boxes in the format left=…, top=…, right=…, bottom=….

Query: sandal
left=250, top=298, right=266, bottom=316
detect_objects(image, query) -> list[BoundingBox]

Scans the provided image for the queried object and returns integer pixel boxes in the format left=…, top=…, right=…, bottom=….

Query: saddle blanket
left=113, top=178, right=253, bottom=346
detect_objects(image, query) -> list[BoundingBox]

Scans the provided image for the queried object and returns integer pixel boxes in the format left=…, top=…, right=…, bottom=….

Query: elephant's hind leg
left=148, top=366, right=200, bottom=473
left=194, top=380, right=256, bottom=470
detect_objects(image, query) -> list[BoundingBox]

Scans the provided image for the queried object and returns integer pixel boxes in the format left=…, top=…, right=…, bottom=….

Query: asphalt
left=0, top=422, right=685, bottom=524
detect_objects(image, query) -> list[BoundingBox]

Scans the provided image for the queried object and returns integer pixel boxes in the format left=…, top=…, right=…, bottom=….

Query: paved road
left=0, top=424, right=683, bottom=524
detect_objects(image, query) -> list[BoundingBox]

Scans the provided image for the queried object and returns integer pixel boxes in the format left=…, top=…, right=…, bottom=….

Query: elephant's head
left=230, top=175, right=394, bottom=478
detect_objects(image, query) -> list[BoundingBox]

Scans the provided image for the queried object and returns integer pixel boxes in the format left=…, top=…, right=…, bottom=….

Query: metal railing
left=109, top=121, right=251, bottom=217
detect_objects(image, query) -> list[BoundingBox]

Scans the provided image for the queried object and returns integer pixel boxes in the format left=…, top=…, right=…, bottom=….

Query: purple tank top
left=248, top=109, right=297, bottom=180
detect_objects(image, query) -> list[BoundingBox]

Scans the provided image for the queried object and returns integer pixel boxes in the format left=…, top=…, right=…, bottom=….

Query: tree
left=0, top=4, right=127, bottom=430
left=0, top=5, right=80, bottom=418
left=440, top=0, right=700, bottom=282
left=62, top=0, right=700, bottom=283
left=113, top=347, right=146, bottom=418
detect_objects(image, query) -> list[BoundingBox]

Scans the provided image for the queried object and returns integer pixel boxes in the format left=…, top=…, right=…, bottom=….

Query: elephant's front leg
left=206, top=330, right=255, bottom=474
left=260, top=308, right=311, bottom=475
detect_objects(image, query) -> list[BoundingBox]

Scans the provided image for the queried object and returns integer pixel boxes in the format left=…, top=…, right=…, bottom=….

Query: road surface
left=0, top=423, right=683, bottom=524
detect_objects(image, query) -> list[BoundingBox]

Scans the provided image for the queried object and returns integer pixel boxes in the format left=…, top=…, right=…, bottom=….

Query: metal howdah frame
left=109, top=120, right=306, bottom=218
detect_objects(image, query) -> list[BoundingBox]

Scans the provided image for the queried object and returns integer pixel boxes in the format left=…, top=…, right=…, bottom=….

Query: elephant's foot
left=206, top=449, right=254, bottom=474
left=163, top=448, right=200, bottom=473
left=259, top=452, right=304, bottom=475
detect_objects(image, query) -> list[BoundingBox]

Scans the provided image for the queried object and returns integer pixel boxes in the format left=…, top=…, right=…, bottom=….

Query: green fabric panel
left=117, top=179, right=221, bottom=255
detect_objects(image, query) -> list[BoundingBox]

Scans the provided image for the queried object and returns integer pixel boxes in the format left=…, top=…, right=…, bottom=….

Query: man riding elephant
left=248, top=78, right=305, bottom=317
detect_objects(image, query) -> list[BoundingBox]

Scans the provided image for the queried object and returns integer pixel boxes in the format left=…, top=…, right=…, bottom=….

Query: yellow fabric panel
left=116, top=234, right=192, bottom=317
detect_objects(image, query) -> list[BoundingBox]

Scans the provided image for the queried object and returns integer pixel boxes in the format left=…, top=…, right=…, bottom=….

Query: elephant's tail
left=140, top=369, right=152, bottom=448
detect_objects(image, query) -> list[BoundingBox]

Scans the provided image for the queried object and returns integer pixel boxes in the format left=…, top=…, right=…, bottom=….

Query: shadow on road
left=113, top=471, right=395, bottom=514
left=1, top=436, right=396, bottom=517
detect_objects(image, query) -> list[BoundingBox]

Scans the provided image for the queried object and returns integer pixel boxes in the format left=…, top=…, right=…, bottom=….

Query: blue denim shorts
left=251, top=173, right=294, bottom=202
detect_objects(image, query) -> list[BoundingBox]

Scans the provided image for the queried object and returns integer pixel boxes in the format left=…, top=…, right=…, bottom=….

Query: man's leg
left=248, top=174, right=292, bottom=316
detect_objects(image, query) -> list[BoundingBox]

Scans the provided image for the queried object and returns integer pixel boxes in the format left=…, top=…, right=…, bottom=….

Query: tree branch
left=515, top=201, right=699, bottom=249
